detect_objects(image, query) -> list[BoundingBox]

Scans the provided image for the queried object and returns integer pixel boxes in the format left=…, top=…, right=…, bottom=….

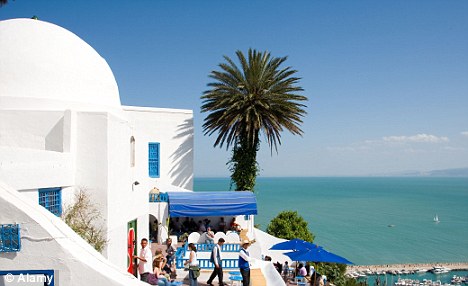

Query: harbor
left=346, top=263, right=468, bottom=286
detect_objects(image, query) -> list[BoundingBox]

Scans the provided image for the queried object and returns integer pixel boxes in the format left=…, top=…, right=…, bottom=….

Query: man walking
left=239, top=240, right=252, bottom=286
left=207, top=238, right=225, bottom=286
left=133, top=238, right=153, bottom=282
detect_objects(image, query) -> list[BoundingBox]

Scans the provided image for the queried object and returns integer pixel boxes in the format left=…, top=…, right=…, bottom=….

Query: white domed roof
left=0, top=19, right=121, bottom=111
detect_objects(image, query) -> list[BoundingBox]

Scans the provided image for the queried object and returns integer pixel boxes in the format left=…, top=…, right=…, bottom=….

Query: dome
left=0, top=19, right=121, bottom=111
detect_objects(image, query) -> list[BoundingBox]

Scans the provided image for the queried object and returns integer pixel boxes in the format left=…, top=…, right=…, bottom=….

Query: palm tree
left=201, top=49, right=307, bottom=191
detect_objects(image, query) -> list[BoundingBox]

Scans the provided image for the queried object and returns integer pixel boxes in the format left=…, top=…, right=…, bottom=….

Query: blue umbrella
left=284, top=247, right=353, bottom=264
left=269, top=238, right=319, bottom=251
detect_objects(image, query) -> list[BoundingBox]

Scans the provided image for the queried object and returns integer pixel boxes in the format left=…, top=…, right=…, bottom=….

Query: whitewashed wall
left=105, top=112, right=149, bottom=267
left=0, top=18, right=195, bottom=275
left=0, top=110, right=74, bottom=190
left=124, top=106, right=194, bottom=191
left=0, top=181, right=147, bottom=286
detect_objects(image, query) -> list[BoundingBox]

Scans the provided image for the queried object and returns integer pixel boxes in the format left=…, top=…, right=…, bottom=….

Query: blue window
left=0, top=224, right=21, bottom=252
left=38, top=188, right=62, bottom=216
left=148, top=142, right=160, bottom=178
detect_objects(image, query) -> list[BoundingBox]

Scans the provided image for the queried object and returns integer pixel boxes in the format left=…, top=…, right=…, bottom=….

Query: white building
left=0, top=18, right=193, bottom=285
left=0, top=18, right=288, bottom=286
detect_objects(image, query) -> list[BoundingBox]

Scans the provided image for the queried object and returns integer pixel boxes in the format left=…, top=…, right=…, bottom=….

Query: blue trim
left=184, top=243, right=240, bottom=253
left=0, top=270, right=54, bottom=286
left=148, top=142, right=160, bottom=178
left=175, top=242, right=241, bottom=269
left=177, top=258, right=239, bottom=269
left=38, top=187, right=62, bottom=216
left=149, top=192, right=168, bottom=202
left=0, top=224, right=21, bottom=252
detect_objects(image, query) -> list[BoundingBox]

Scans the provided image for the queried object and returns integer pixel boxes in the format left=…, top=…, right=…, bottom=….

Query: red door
left=127, top=220, right=137, bottom=277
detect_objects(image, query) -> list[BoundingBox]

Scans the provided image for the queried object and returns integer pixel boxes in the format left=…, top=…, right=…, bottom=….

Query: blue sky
left=2, top=1, right=468, bottom=177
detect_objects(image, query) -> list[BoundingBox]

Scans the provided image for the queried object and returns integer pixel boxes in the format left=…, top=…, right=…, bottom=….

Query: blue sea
left=194, top=177, right=468, bottom=265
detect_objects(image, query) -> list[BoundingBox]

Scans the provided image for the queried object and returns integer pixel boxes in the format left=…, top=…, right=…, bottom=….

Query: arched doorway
left=149, top=214, right=158, bottom=243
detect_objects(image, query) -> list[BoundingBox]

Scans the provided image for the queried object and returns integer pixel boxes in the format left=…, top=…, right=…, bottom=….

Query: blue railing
left=149, top=192, right=169, bottom=202
left=184, top=243, right=240, bottom=253
left=176, top=242, right=240, bottom=269
left=175, top=244, right=187, bottom=269
left=176, top=258, right=239, bottom=269
left=0, top=224, right=21, bottom=252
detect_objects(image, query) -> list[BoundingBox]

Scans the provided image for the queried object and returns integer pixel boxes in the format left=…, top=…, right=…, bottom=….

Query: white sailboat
left=433, top=214, right=440, bottom=223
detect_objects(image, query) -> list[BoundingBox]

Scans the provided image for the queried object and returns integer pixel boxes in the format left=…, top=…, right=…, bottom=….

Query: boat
left=434, top=214, right=440, bottom=223
left=430, top=266, right=451, bottom=274
left=416, top=269, right=428, bottom=273
left=451, top=275, right=465, bottom=285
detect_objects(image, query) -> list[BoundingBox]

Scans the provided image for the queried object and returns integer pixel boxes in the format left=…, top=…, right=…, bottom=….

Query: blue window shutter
left=0, top=224, right=21, bottom=252
left=38, top=187, right=62, bottom=216
left=149, top=142, right=160, bottom=178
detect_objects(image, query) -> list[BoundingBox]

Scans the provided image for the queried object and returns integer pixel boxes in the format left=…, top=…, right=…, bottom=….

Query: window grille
left=148, top=142, right=160, bottom=178
left=38, top=188, right=62, bottom=216
left=0, top=224, right=21, bottom=252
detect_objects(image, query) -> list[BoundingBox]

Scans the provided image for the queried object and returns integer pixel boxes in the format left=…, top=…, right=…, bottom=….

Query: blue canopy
left=284, top=248, right=353, bottom=264
left=167, top=191, right=258, bottom=217
left=269, top=238, right=318, bottom=251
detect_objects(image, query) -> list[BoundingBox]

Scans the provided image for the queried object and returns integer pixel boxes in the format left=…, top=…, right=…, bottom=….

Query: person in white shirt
left=239, top=240, right=252, bottom=286
left=185, top=243, right=199, bottom=286
left=205, top=227, right=215, bottom=244
left=134, top=238, right=153, bottom=282
left=207, top=238, right=226, bottom=286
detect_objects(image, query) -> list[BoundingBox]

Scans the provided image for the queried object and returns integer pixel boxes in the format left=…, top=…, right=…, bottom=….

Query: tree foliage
left=266, top=211, right=358, bottom=286
left=201, top=49, right=307, bottom=191
left=62, top=189, right=107, bottom=252
left=228, top=137, right=259, bottom=191
left=266, top=210, right=314, bottom=242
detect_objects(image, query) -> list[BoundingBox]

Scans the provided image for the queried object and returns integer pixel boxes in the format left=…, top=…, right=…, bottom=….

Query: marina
left=346, top=264, right=468, bottom=286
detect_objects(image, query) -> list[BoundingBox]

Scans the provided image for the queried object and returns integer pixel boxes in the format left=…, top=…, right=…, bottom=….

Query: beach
left=346, top=262, right=468, bottom=274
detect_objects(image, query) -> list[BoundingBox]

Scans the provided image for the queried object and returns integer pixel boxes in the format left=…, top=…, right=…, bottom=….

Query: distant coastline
left=369, top=167, right=468, bottom=177
left=195, top=167, right=468, bottom=179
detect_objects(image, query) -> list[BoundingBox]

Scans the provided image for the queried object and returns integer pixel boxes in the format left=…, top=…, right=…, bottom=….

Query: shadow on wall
left=169, top=118, right=193, bottom=188
left=45, top=116, right=64, bottom=152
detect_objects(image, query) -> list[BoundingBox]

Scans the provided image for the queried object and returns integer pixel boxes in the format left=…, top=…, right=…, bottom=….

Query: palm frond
left=201, top=49, right=308, bottom=152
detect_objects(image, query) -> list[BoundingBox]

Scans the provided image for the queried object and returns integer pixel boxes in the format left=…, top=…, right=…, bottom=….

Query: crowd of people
left=133, top=238, right=178, bottom=286
left=134, top=236, right=253, bottom=286
left=135, top=234, right=328, bottom=286
left=137, top=215, right=247, bottom=285
left=168, top=216, right=242, bottom=236
left=273, top=259, right=328, bottom=286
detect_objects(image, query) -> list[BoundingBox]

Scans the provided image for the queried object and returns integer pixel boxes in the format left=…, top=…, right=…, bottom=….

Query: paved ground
left=171, top=270, right=299, bottom=286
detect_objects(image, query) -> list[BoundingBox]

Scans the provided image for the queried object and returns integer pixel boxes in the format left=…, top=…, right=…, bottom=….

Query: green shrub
left=266, top=210, right=315, bottom=242
left=62, top=189, right=107, bottom=252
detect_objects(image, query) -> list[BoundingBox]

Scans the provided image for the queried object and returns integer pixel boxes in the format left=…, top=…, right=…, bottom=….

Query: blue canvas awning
left=167, top=191, right=258, bottom=217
